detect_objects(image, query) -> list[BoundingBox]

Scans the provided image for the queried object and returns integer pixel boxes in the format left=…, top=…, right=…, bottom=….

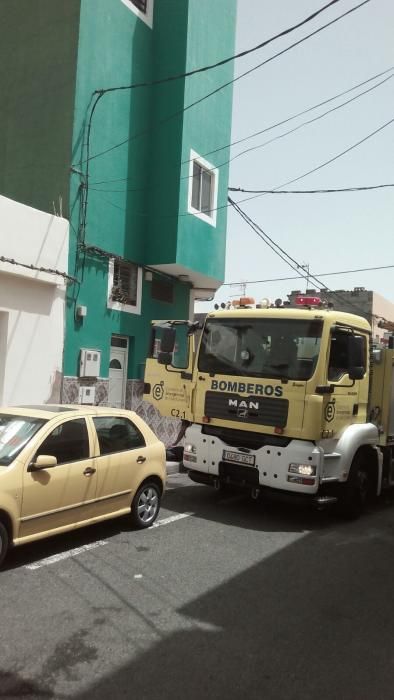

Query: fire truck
left=144, top=296, right=394, bottom=517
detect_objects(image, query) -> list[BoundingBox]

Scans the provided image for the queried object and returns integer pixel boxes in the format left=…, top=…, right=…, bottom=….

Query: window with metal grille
left=111, top=260, right=138, bottom=306
left=192, top=161, right=213, bottom=215
left=131, top=0, right=147, bottom=12
left=151, top=278, right=174, bottom=304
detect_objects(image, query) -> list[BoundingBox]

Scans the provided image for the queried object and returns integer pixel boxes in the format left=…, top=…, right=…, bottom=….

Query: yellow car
left=0, top=405, right=166, bottom=567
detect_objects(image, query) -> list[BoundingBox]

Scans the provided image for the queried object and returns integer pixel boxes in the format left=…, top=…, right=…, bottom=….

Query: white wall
left=0, top=196, right=69, bottom=405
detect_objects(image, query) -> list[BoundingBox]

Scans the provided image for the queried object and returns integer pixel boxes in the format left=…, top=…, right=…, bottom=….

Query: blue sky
left=196, top=0, right=393, bottom=310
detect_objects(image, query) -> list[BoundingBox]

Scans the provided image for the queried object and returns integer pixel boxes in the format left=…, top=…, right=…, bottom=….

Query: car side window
left=35, top=418, right=90, bottom=465
left=93, top=417, right=146, bottom=456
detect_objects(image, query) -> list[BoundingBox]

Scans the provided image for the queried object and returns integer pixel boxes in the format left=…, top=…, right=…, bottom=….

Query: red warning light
left=295, top=295, right=321, bottom=307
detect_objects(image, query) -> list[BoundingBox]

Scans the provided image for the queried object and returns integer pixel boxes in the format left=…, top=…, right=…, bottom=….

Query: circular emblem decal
left=325, top=402, right=335, bottom=422
left=153, top=383, right=164, bottom=401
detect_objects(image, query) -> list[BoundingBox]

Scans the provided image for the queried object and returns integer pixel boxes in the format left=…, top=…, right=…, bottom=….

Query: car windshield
left=0, top=415, right=47, bottom=466
left=198, top=318, right=323, bottom=380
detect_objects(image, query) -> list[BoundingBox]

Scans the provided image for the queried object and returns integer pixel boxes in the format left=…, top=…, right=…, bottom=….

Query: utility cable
left=100, top=0, right=347, bottom=94
left=81, top=0, right=371, bottom=166
left=222, top=263, right=394, bottom=286
left=89, top=71, right=394, bottom=193
left=228, top=197, right=382, bottom=320
left=228, top=183, right=394, bottom=195
left=0, top=255, right=77, bottom=282
left=232, top=114, right=394, bottom=209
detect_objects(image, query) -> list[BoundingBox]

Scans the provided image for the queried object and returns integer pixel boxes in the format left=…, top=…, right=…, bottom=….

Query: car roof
left=0, top=405, right=139, bottom=420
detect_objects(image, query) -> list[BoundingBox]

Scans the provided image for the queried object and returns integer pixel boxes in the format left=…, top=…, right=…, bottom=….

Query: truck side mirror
left=160, top=328, right=176, bottom=353
left=158, top=351, right=173, bottom=365
left=348, top=366, right=365, bottom=381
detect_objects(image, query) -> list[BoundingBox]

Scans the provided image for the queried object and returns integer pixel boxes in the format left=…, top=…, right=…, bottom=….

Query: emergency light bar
left=295, top=295, right=322, bottom=307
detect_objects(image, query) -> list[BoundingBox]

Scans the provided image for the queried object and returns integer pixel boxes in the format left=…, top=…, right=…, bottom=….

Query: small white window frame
left=107, top=258, right=143, bottom=315
left=120, top=0, right=154, bottom=28
left=187, top=149, right=218, bottom=228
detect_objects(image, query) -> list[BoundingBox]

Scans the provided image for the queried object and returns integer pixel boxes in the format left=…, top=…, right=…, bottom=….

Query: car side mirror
left=348, top=366, right=365, bottom=381
left=28, top=454, right=58, bottom=471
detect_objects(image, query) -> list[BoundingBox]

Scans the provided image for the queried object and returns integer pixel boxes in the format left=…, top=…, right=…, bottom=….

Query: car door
left=19, top=417, right=98, bottom=539
left=90, top=415, right=147, bottom=517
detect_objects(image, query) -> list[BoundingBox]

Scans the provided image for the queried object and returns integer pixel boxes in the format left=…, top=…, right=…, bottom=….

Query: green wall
left=64, top=0, right=191, bottom=380
left=0, top=0, right=80, bottom=213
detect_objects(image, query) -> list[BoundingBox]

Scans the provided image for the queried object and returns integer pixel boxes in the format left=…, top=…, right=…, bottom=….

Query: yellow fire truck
left=144, top=296, right=394, bottom=517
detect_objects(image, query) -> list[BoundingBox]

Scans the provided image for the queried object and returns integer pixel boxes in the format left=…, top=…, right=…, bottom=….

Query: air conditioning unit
left=79, top=348, right=101, bottom=378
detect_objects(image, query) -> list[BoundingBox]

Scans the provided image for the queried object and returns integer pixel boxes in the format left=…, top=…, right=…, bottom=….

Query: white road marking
left=152, top=512, right=193, bottom=528
left=26, top=540, right=108, bottom=570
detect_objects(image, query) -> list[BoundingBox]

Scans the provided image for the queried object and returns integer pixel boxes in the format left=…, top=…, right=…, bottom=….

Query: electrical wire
left=228, top=197, right=384, bottom=321
left=89, top=71, right=394, bottom=193
left=0, top=255, right=77, bottom=282
left=80, top=0, right=371, bottom=166
left=89, top=110, right=394, bottom=221
left=222, top=263, right=394, bottom=286
left=232, top=114, right=394, bottom=209
left=99, top=0, right=347, bottom=94
left=228, top=184, right=394, bottom=195
left=89, top=64, right=394, bottom=188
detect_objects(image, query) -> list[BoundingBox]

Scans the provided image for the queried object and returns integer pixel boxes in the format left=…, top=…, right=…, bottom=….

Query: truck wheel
left=338, top=455, right=370, bottom=519
left=130, top=481, right=161, bottom=529
left=0, top=521, right=9, bottom=568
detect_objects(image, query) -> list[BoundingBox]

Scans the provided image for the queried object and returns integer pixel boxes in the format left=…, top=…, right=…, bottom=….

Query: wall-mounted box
left=79, top=348, right=101, bottom=377
left=79, top=386, right=96, bottom=405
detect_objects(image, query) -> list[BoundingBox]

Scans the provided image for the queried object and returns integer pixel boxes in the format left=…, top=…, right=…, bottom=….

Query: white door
left=108, top=343, right=128, bottom=408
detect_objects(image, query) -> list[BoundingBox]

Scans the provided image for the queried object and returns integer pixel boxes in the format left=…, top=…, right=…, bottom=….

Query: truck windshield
left=0, top=415, right=47, bottom=466
left=198, top=318, right=323, bottom=380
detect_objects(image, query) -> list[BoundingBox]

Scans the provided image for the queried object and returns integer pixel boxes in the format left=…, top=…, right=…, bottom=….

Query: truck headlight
left=184, top=443, right=196, bottom=454
left=288, top=463, right=316, bottom=476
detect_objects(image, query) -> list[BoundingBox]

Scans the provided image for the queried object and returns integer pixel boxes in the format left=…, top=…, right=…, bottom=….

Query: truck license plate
left=222, top=450, right=255, bottom=466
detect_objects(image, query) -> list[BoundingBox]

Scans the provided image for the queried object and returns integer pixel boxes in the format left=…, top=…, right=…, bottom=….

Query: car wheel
left=0, top=521, right=9, bottom=568
left=131, top=481, right=161, bottom=529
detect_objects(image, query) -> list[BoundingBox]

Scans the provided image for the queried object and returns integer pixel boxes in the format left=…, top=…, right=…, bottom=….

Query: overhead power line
left=81, top=0, right=371, bottom=166
left=90, top=64, right=394, bottom=188
left=90, top=71, right=394, bottom=193
left=222, top=263, right=394, bottom=286
left=99, top=0, right=347, bottom=94
left=227, top=197, right=385, bottom=321
left=233, top=114, right=394, bottom=208
left=228, top=184, right=394, bottom=195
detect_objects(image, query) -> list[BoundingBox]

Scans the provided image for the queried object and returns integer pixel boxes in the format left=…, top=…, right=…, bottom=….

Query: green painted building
left=1, top=0, right=237, bottom=440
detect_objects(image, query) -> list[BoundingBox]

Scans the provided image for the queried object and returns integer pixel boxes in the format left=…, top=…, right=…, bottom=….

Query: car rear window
left=93, top=417, right=145, bottom=455
left=0, top=415, right=47, bottom=466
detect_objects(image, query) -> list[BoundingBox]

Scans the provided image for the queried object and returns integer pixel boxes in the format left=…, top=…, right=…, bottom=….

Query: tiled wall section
left=61, top=377, right=181, bottom=446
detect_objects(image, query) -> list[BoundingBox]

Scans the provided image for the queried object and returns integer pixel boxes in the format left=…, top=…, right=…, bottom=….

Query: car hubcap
left=137, top=487, right=158, bottom=523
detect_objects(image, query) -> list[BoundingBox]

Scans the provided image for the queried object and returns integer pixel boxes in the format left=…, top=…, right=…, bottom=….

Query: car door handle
left=83, top=467, right=96, bottom=476
left=136, top=456, right=146, bottom=464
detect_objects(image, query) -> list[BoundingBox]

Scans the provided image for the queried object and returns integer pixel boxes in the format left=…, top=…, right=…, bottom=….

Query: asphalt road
left=1, top=473, right=394, bottom=699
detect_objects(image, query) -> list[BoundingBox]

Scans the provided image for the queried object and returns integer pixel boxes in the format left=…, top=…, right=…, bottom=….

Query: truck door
left=323, top=327, right=369, bottom=434
left=144, top=322, right=195, bottom=420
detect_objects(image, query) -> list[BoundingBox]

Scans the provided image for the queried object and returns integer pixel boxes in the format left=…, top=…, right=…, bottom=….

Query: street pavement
left=1, top=473, right=394, bottom=699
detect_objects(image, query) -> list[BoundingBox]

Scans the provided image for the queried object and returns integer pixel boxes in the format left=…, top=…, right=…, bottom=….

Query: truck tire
left=0, top=521, right=9, bottom=568
left=337, top=454, right=370, bottom=520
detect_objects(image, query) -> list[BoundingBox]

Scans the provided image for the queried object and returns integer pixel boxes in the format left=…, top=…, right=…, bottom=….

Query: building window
left=188, top=150, right=218, bottom=227
left=107, top=259, right=142, bottom=315
left=151, top=278, right=174, bottom=304
left=120, top=0, right=153, bottom=27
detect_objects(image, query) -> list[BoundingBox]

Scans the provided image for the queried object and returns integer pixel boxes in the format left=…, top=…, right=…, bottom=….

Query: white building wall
left=0, top=196, right=69, bottom=405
